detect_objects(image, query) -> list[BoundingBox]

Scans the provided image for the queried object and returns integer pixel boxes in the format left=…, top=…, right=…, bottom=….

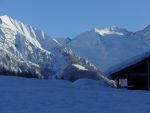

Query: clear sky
left=0, top=0, right=150, bottom=38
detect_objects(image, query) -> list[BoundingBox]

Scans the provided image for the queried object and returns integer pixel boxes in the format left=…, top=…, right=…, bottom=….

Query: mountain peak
left=0, top=15, right=10, bottom=19
left=94, top=26, right=129, bottom=36
left=0, top=15, right=19, bottom=31
left=0, top=15, right=12, bottom=23
left=144, top=25, right=150, bottom=31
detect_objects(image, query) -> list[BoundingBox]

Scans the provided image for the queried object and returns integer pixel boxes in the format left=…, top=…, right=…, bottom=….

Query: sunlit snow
left=72, top=64, right=88, bottom=71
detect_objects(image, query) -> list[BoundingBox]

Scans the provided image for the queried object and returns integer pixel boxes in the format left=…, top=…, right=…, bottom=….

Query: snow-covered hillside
left=0, top=76, right=150, bottom=113
left=0, top=15, right=103, bottom=80
left=63, top=26, right=150, bottom=76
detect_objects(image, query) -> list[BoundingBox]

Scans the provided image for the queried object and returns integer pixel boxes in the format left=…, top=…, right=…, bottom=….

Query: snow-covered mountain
left=0, top=15, right=104, bottom=80
left=63, top=26, right=150, bottom=76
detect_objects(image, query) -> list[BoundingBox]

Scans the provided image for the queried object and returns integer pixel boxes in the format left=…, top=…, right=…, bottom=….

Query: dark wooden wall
left=111, top=57, right=150, bottom=90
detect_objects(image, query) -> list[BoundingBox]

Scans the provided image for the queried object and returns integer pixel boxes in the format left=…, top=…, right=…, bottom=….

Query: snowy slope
left=0, top=15, right=102, bottom=80
left=56, top=37, right=72, bottom=45
left=64, top=26, right=150, bottom=76
left=0, top=76, right=150, bottom=113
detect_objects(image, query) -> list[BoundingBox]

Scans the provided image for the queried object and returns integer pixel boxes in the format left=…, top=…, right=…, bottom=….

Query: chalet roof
left=107, top=51, right=150, bottom=75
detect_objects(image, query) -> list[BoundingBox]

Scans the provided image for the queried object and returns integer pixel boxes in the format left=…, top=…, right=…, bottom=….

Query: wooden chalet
left=111, top=53, right=150, bottom=90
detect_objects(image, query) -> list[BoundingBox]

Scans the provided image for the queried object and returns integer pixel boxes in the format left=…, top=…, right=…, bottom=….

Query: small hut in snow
left=111, top=52, right=150, bottom=90
left=60, top=64, right=101, bottom=82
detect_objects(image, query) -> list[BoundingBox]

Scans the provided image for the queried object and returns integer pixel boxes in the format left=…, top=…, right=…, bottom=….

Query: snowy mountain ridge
left=94, top=26, right=129, bottom=36
left=0, top=15, right=103, bottom=80
left=2, top=14, right=150, bottom=83
left=63, top=25, right=150, bottom=76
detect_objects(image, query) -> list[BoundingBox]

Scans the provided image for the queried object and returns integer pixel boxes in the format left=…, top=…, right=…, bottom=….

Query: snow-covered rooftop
left=107, top=51, right=150, bottom=75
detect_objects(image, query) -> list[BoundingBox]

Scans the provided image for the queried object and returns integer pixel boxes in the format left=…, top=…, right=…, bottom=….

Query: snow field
left=0, top=76, right=149, bottom=113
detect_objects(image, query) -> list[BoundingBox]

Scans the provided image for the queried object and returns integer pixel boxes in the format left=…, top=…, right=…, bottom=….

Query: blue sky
left=0, top=0, right=150, bottom=37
